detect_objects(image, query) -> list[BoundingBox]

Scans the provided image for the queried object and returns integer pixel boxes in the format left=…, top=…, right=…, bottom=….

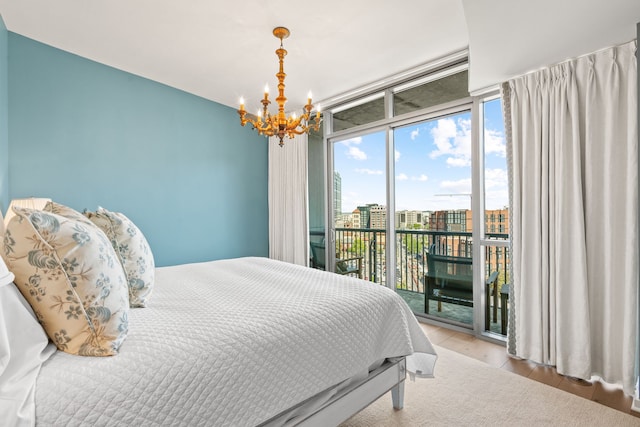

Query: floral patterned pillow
left=3, top=205, right=129, bottom=356
left=43, top=200, right=95, bottom=225
left=85, top=207, right=155, bottom=308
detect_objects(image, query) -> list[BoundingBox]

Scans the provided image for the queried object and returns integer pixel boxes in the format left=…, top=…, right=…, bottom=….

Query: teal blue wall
left=7, top=33, right=268, bottom=266
left=0, top=17, right=8, bottom=213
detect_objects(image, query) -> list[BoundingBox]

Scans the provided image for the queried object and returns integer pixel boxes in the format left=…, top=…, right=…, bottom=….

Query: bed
left=2, top=256, right=437, bottom=426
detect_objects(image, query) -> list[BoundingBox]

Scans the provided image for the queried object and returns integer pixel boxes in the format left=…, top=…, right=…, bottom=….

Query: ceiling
left=0, top=1, right=638, bottom=114
left=464, top=0, right=640, bottom=92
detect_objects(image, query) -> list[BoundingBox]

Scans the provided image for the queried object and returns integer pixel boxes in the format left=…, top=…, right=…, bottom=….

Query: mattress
left=34, top=257, right=437, bottom=426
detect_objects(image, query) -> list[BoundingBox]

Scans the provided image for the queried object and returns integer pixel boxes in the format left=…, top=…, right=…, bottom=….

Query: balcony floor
left=398, top=289, right=504, bottom=334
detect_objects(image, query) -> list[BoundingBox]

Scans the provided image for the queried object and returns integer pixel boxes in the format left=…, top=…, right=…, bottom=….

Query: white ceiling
left=0, top=1, right=638, bottom=113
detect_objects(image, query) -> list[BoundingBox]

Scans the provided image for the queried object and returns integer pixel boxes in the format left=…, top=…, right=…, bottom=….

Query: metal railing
left=332, top=228, right=510, bottom=293
left=312, top=228, right=511, bottom=332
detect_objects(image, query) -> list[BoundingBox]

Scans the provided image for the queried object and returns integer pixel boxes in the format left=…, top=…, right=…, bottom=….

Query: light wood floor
left=419, top=322, right=640, bottom=417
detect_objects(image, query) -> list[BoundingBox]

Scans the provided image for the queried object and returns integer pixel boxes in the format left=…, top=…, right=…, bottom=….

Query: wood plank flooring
left=419, top=322, right=640, bottom=417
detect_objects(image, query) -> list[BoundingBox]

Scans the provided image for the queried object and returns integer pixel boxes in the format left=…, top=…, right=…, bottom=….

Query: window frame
left=317, top=53, right=509, bottom=341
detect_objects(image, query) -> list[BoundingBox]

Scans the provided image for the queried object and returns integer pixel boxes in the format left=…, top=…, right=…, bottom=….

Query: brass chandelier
left=238, top=27, right=321, bottom=146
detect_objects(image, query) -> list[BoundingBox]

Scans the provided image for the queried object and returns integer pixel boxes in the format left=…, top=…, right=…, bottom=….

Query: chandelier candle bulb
left=237, top=26, right=322, bottom=146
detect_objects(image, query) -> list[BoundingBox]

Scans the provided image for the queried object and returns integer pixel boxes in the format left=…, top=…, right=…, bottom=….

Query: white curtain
left=268, top=134, right=309, bottom=266
left=503, top=40, right=638, bottom=394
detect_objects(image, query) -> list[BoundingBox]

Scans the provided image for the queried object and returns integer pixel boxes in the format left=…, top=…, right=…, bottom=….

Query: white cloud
left=395, top=150, right=401, bottom=162
left=356, top=168, right=383, bottom=175
left=485, top=129, right=506, bottom=157
left=430, top=118, right=456, bottom=156
left=440, top=178, right=472, bottom=194
left=429, top=117, right=471, bottom=168
left=396, top=173, right=428, bottom=182
left=348, top=146, right=367, bottom=160
left=483, top=168, right=509, bottom=209
left=484, top=168, right=508, bottom=189
left=338, top=136, right=363, bottom=146
left=447, top=157, right=470, bottom=167
left=411, top=128, right=420, bottom=140
left=338, top=136, right=367, bottom=160
left=485, top=190, right=509, bottom=210
left=426, top=196, right=471, bottom=211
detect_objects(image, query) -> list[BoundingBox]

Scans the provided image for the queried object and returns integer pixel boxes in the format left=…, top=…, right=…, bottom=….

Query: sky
left=333, top=98, right=507, bottom=214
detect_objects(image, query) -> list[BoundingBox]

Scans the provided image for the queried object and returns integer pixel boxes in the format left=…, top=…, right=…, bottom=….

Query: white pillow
left=5, top=204, right=130, bottom=356
left=85, top=207, right=155, bottom=307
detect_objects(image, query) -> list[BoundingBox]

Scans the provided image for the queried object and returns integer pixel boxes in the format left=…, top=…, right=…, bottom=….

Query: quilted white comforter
left=34, top=257, right=437, bottom=426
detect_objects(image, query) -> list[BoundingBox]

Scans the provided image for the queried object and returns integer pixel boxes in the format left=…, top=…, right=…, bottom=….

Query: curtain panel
left=268, top=134, right=309, bottom=266
left=503, top=40, right=638, bottom=394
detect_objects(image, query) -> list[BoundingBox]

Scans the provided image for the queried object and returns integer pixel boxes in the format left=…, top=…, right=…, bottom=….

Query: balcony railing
left=328, top=227, right=510, bottom=332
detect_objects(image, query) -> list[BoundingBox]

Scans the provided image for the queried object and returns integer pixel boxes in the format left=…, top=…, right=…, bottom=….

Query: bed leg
left=391, top=381, right=405, bottom=409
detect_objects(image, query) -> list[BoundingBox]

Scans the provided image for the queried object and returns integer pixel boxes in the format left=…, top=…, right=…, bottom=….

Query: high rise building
left=333, top=171, right=342, bottom=220
left=356, top=204, right=373, bottom=228
left=370, top=205, right=387, bottom=229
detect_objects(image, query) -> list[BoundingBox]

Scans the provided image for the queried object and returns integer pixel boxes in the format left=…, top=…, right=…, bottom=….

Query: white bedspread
left=34, top=257, right=437, bottom=426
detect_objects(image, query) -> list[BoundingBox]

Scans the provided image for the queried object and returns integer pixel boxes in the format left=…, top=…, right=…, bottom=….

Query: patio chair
left=310, top=242, right=363, bottom=278
left=424, top=247, right=500, bottom=331
left=424, top=252, right=473, bottom=314
left=310, top=241, right=326, bottom=270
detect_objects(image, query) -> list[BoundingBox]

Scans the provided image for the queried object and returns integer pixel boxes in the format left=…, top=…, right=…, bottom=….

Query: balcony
left=326, top=228, right=510, bottom=334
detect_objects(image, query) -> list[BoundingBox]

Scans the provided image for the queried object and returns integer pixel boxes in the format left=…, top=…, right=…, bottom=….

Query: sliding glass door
left=478, top=96, right=510, bottom=335
left=394, top=110, right=473, bottom=326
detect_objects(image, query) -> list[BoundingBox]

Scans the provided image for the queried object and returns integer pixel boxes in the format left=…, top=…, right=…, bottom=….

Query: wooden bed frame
left=259, top=358, right=406, bottom=426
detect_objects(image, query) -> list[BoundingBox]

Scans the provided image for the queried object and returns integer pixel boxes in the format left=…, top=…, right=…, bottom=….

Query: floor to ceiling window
left=332, top=130, right=387, bottom=284
left=309, top=54, right=509, bottom=338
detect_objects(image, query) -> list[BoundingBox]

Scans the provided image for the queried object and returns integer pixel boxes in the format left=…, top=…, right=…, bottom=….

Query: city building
left=351, top=208, right=361, bottom=229
left=396, top=210, right=423, bottom=229
left=369, top=205, right=387, bottom=229
left=429, top=209, right=472, bottom=232
left=333, top=171, right=342, bottom=222
left=485, top=208, right=509, bottom=234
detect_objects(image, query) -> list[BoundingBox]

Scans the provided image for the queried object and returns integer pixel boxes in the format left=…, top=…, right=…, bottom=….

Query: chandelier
left=238, top=27, right=321, bottom=146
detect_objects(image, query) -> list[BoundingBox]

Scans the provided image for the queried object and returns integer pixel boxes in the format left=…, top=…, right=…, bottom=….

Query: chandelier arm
left=259, top=120, right=274, bottom=134
left=246, top=117, right=270, bottom=134
left=288, top=127, right=309, bottom=136
left=287, top=116, right=304, bottom=129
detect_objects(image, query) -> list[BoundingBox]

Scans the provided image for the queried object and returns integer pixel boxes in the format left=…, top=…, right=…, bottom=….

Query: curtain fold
left=503, top=40, right=638, bottom=394
left=268, top=134, right=309, bottom=266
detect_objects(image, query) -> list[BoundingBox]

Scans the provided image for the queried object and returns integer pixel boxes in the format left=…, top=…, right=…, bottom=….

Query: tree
left=349, top=238, right=366, bottom=255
